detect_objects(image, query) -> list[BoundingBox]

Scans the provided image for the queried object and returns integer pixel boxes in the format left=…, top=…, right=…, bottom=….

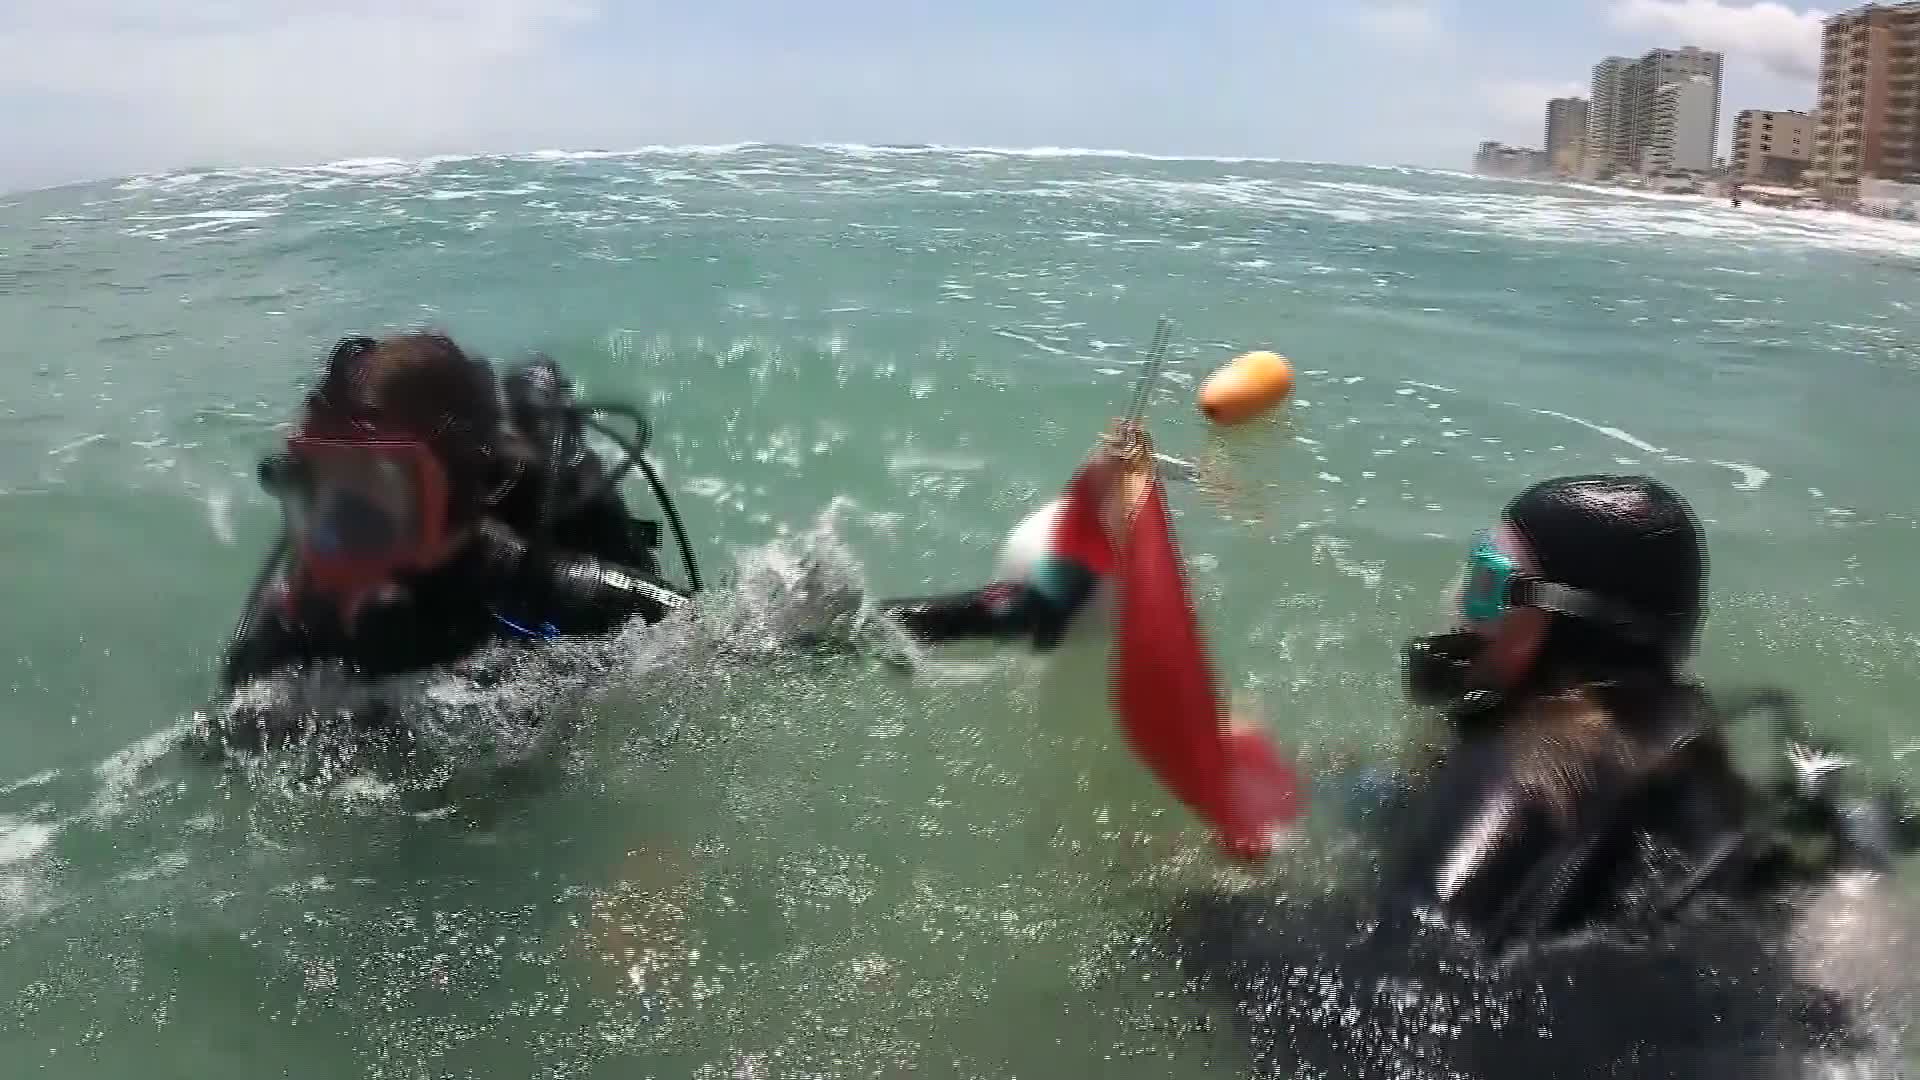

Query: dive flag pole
left=1061, top=319, right=1305, bottom=861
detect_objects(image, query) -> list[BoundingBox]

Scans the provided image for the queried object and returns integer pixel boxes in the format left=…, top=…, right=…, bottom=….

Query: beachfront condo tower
left=1546, top=97, right=1590, bottom=175
left=1586, top=47, right=1724, bottom=177
left=1731, top=110, right=1816, bottom=184
left=1811, top=2, right=1920, bottom=188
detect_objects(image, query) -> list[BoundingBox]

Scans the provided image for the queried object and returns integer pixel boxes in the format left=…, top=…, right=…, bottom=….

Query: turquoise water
left=2, top=145, right=1919, bottom=1076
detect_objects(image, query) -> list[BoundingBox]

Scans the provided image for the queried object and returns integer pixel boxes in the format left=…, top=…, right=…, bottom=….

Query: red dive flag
left=1058, top=427, right=1305, bottom=861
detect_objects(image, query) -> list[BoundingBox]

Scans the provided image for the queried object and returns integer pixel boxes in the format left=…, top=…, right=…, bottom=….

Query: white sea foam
left=886, top=452, right=988, bottom=474
left=516, top=143, right=762, bottom=162
left=813, top=142, right=1296, bottom=164
left=0, top=770, right=59, bottom=797
left=0, top=817, right=60, bottom=919
left=205, top=489, right=236, bottom=545
left=47, top=433, right=107, bottom=456
left=0, top=819, right=56, bottom=865
left=86, top=728, right=183, bottom=822
left=1528, top=408, right=1666, bottom=455
left=991, top=328, right=1071, bottom=357
left=1713, top=461, right=1771, bottom=492
left=311, top=156, right=437, bottom=178
left=128, top=208, right=277, bottom=224
left=1153, top=453, right=1201, bottom=484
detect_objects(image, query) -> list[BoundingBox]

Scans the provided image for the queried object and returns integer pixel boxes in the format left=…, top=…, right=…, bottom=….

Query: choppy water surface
left=1, top=145, right=1917, bottom=1077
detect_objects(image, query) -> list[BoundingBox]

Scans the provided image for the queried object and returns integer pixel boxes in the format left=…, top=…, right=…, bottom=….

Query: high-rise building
left=1586, top=57, right=1635, bottom=176
left=1584, top=48, right=1725, bottom=177
left=1643, top=75, right=1719, bottom=173
left=1627, top=48, right=1725, bottom=173
left=1731, top=109, right=1816, bottom=183
left=1545, top=97, right=1590, bottom=174
left=1473, top=141, right=1550, bottom=178
left=1810, top=2, right=1920, bottom=186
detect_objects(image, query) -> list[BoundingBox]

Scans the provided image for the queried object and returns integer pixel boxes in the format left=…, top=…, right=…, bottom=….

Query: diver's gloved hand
left=1771, top=728, right=1917, bottom=874
left=761, top=549, right=869, bottom=651
left=1782, top=736, right=1856, bottom=803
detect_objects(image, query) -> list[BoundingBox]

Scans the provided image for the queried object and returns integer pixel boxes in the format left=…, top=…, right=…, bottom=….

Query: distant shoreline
left=1467, top=169, right=1909, bottom=220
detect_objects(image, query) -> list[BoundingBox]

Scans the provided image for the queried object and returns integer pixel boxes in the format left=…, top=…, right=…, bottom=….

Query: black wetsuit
left=220, top=520, right=687, bottom=689
left=220, top=358, right=685, bottom=692
left=877, top=580, right=1083, bottom=652
left=1167, top=679, right=1885, bottom=1079
left=1379, top=678, right=1754, bottom=944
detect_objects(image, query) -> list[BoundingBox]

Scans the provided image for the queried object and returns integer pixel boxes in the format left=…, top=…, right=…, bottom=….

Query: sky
left=0, top=0, right=1834, bottom=190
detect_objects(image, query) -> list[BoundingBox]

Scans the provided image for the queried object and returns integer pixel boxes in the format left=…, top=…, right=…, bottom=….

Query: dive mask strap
left=1509, top=578, right=1667, bottom=648
left=1464, top=529, right=1670, bottom=648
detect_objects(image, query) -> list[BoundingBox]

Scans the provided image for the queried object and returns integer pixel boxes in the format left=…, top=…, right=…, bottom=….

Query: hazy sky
left=0, top=0, right=1830, bottom=189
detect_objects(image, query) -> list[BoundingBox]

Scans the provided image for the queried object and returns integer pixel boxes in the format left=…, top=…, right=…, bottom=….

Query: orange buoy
left=1198, top=350, right=1294, bottom=425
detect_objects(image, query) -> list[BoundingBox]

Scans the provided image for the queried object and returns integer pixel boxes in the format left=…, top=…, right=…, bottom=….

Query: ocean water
left=1, top=145, right=1918, bottom=1077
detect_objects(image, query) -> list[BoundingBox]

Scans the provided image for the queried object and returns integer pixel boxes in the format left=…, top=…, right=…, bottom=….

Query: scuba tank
left=503, top=355, right=702, bottom=595
left=1477, top=687, right=1918, bottom=959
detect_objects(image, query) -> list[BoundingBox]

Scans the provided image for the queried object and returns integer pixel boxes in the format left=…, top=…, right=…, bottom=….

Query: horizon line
left=3, top=141, right=1455, bottom=198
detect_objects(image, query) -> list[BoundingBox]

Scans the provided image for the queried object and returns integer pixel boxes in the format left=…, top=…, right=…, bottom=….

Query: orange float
left=1197, top=350, right=1295, bottom=425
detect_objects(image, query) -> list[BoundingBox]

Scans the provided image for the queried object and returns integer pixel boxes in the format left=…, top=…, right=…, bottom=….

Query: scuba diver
left=205, top=331, right=1080, bottom=756
left=1387, top=475, right=1915, bottom=936
left=205, top=332, right=705, bottom=753
left=1167, top=474, right=1917, bottom=1080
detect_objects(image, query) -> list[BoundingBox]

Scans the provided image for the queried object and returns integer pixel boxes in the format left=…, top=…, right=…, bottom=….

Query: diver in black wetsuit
left=205, top=332, right=706, bottom=750
left=1168, top=475, right=1917, bottom=1080
left=207, top=331, right=1060, bottom=755
left=1386, top=475, right=1914, bottom=936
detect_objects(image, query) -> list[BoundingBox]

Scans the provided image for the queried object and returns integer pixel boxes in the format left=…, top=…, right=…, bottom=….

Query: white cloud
left=1347, top=1, right=1451, bottom=49
left=0, top=1, right=598, bottom=169
left=1609, top=0, right=1828, bottom=80
left=1478, top=78, right=1590, bottom=140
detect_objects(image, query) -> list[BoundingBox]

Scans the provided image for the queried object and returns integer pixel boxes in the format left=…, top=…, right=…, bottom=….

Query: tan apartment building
left=1545, top=97, right=1589, bottom=174
left=1731, top=110, right=1815, bottom=183
left=1811, top=2, right=1920, bottom=187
